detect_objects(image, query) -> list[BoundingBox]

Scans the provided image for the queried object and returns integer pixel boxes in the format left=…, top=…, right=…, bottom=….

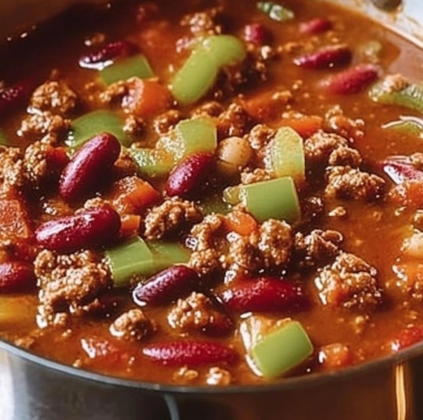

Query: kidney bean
left=294, top=45, right=352, bottom=69
left=299, top=18, right=333, bottom=34
left=143, top=340, right=238, bottom=366
left=0, top=261, right=36, bottom=293
left=35, top=205, right=121, bottom=254
left=166, top=152, right=214, bottom=198
left=133, top=265, right=199, bottom=306
left=220, top=277, right=309, bottom=313
left=390, top=325, right=423, bottom=351
left=59, top=132, right=121, bottom=203
left=379, top=156, right=423, bottom=185
left=243, top=23, right=272, bottom=45
left=320, top=64, right=380, bottom=95
left=79, top=41, right=136, bottom=70
left=0, top=80, right=32, bottom=115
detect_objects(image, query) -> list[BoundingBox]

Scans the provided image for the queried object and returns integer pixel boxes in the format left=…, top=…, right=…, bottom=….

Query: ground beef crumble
left=144, top=197, right=203, bottom=240
left=180, top=7, right=224, bottom=35
left=35, top=250, right=112, bottom=325
left=0, top=146, right=27, bottom=193
left=314, top=252, right=382, bottom=311
left=110, top=309, right=155, bottom=341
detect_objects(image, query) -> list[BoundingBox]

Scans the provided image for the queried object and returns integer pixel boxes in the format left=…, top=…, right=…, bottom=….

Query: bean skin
left=0, top=262, right=36, bottom=293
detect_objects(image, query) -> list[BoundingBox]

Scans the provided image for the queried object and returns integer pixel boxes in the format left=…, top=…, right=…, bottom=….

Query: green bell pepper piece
left=129, top=148, right=174, bottom=178
left=239, top=177, right=301, bottom=223
left=369, top=76, right=423, bottom=113
left=269, top=126, right=305, bottom=182
left=67, top=110, right=130, bottom=148
left=100, top=54, right=154, bottom=85
left=148, top=241, right=191, bottom=272
left=384, top=117, right=423, bottom=139
left=251, top=320, right=313, bottom=378
left=257, top=2, right=295, bottom=22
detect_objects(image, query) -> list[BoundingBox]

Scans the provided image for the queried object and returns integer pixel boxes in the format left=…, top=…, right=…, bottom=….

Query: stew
left=1, top=0, right=423, bottom=386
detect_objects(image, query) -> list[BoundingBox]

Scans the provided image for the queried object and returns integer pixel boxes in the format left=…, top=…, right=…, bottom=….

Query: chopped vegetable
left=383, top=116, right=423, bottom=139
left=157, top=116, right=217, bottom=162
left=170, top=35, right=246, bottom=105
left=267, top=126, right=305, bottom=182
left=369, top=76, right=423, bottom=113
left=129, top=148, right=173, bottom=178
left=66, top=110, right=130, bottom=148
left=223, top=210, right=258, bottom=235
left=0, top=199, right=32, bottom=240
left=234, top=177, right=301, bottom=223
left=148, top=241, right=191, bottom=272
left=257, top=2, right=295, bottom=22
left=251, top=320, right=313, bottom=378
left=100, top=54, right=154, bottom=85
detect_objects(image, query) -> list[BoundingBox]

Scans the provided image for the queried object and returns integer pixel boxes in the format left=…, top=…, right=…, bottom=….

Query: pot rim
left=1, top=335, right=423, bottom=394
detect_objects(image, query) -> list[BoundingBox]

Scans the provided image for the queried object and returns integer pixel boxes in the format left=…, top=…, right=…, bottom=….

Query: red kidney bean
left=0, top=80, right=32, bottom=115
left=390, top=325, right=423, bottom=351
left=380, top=156, right=423, bottom=185
left=143, top=340, right=238, bottom=366
left=299, top=18, right=333, bottom=34
left=59, top=132, right=121, bottom=203
left=0, top=261, right=36, bottom=293
left=35, top=205, right=121, bottom=254
left=166, top=152, right=214, bottom=198
left=79, top=41, right=136, bottom=70
left=320, top=64, right=380, bottom=95
left=294, top=45, right=352, bottom=69
left=133, top=265, right=199, bottom=306
left=220, top=277, right=309, bottom=313
left=243, top=23, right=272, bottom=45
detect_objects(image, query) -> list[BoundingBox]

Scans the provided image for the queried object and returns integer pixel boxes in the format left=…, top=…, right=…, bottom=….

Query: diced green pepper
left=251, top=320, right=313, bottom=378
left=129, top=148, right=174, bottom=178
left=0, top=130, right=9, bottom=146
left=170, top=35, right=246, bottom=105
left=257, top=2, right=295, bottom=22
left=157, top=116, right=217, bottom=162
left=239, top=177, right=301, bottom=223
left=268, top=126, right=305, bottom=182
left=100, top=54, right=154, bottom=85
left=105, top=236, right=155, bottom=287
left=369, top=76, right=423, bottom=113
left=148, top=241, right=191, bottom=272
left=383, top=117, right=423, bottom=139
left=66, top=110, right=130, bottom=148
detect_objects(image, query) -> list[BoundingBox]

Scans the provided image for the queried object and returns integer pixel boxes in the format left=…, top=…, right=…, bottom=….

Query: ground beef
left=30, top=80, right=78, bottom=116
left=187, top=214, right=225, bottom=251
left=168, top=292, right=232, bottom=336
left=123, top=115, right=145, bottom=135
left=0, top=146, right=27, bottom=193
left=226, top=233, right=263, bottom=275
left=240, top=167, right=272, bottom=184
left=216, top=103, right=253, bottom=138
left=325, top=166, right=385, bottom=201
left=250, top=219, right=293, bottom=270
left=328, top=146, right=362, bottom=167
left=23, top=141, right=57, bottom=187
left=191, top=101, right=224, bottom=119
left=112, top=150, right=140, bottom=180
left=100, top=79, right=128, bottom=104
left=35, top=250, right=111, bottom=325
left=300, top=195, right=325, bottom=223
left=324, top=105, right=365, bottom=141
left=293, top=229, right=343, bottom=269
left=153, top=109, right=183, bottom=134
left=180, top=7, right=223, bottom=35
left=109, top=309, right=155, bottom=341
left=206, top=367, right=232, bottom=385
left=144, top=197, right=203, bottom=240
left=19, top=111, right=70, bottom=144
left=189, top=248, right=223, bottom=276
left=314, top=252, right=382, bottom=311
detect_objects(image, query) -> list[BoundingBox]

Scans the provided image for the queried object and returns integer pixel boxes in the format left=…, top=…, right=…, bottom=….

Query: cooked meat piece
left=123, top=115, right=145, bottom=135
left=324, top=105, right=365, bottom=141
left=35, top=250, right=112, bottom=324
left=144, top=197, right=203, bottom=240
left=293, top=229, right=343, bottom=269
left=325, top=166, right=385, bottom=201
left=189, top=249, right=223, bottom=276
left=19, top=111, right=70, bottom=143
left=314, top=252, right=382, bottom=311
left=301, top=195, right=325, bottom=223
left=328, top=146, right=362, bottom=167
left=304, top=131, right=350, bottom=166
left=30, top=80, right=78, bottom=116
left=0, top=146, right=27, bottom=193
left=250, top=219, right=293, bottom=270
left=110, top=309, right=155, bottom=341
left=168, top=292, right=232, bottom=336
left=191, top=101, right=224, bottom=118
left=100, top=79, right=129, bottom=104
left=247, top=124, right=275, bottom=151
left=240, top=168, right=272, bottom=184
left=112, top=150, right=140, bottom=179
left=187, top=214, right=225, bottom=251
left=206, top=367, right=232, bottom=385
left=225, top=233, right=263, bottom=274
left=180, top=7, right=223, bottom=35
left=217, top=103, right=252, bottom=138
left=153, top=109, right=183, bottom=134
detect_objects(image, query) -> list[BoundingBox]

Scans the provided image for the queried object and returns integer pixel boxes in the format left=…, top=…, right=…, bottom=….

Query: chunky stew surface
left=1, top=0, right=423, bottom=385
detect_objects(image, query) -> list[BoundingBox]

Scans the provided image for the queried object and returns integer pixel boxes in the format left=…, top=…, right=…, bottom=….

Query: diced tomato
left=279, top=115, right=323, bottom=138
left=81, top=336, right=131, bottom=366
left=122, top=78, right=172, bottom=118
left=389, top=180, right=423, bottom=208
left=390, top=325, right=423, bottom=351
left=0, top=198, right=33, bottom=240
left=120, top=214, right=142, bottom=237
left=223, top=210, right=258, bottom=236
left=111, top=176, right=161, bottom=214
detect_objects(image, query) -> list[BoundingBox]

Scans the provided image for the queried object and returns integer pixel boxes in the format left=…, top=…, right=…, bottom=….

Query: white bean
left=216, top=136, right=252, bottom=176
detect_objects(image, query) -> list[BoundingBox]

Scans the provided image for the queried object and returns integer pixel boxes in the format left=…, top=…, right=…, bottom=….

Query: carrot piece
left=279, top=115, right=323, bottom=138
left=111, top=176, right=161, bottom=214
left=122, top=78, right=172, bottom=118
left=120, top=214, right=141, bottom=237
left=0, top=199, right=32, bottom=240
left=223, top=210, right=258, bottom=236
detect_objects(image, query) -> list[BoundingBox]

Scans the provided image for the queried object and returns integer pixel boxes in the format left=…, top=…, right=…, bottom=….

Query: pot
left=0, top=1, right=422, bottom=419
